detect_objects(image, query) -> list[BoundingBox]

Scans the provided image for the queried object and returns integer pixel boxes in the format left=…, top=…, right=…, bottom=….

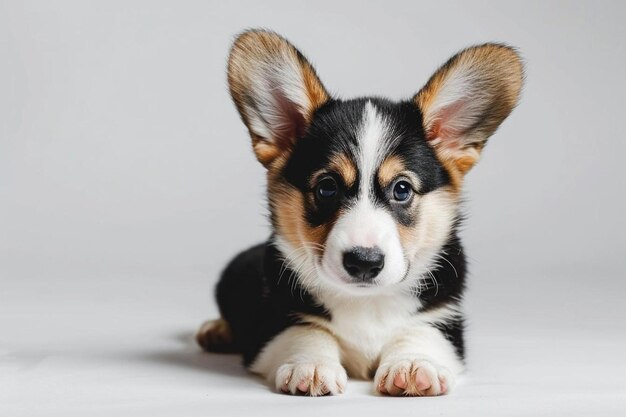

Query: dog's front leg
left=374, top=324, right=464, bottom=396
left=250, top=325, right=347, bottom=396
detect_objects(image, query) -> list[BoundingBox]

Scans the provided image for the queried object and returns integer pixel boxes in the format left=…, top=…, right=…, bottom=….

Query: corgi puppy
left=197, top=29, right=523, bottom=396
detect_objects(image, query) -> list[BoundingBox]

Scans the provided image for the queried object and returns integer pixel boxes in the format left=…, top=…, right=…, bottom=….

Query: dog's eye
left=392, top=180, right=412, bottom=202
left=316, top=176, right=338, bottom=199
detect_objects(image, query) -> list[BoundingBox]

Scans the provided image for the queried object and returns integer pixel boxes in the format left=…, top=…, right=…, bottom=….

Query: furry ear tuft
left=415, top=44, right=524, bottom=174
left=228, top=30, right=329, bottom=167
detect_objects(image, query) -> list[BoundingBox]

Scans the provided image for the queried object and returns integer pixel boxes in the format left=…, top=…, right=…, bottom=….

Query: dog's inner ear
left=228, top=30, right=329, bottom=167
left=415, top=44, right=524, bottom=174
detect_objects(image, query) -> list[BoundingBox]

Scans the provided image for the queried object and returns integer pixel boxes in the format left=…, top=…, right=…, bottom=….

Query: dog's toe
left=276, top=362, right=347, bottom=396
left=375, top=358, right=454, bottom=396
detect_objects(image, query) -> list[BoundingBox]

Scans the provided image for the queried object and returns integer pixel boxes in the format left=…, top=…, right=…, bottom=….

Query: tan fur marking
left=253, top=137, right=282, bottom=167
left=378, top=155, right=405, bottom=187
left=301, top=64, right=330, bottom=122
left=454, top=155, right=478, bottom=175
left=397, top=197, right=422, bottom=249
left=328, top=153, right=357, bottom=188
left=269, top=176, right=333, bottom=255
left=397, top=187, right=459, bottom=252
left=437, top=155, right=464, bottom=192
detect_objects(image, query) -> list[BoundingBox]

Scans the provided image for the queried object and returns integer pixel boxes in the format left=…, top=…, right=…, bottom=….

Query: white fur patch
left=357, top=101, right=391, bottom=198
left=250, top=326, right=347, bottom=396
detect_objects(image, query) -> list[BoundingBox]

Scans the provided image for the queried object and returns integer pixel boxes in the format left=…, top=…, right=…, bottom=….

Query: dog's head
left=228, top=30, right=523, bottom=296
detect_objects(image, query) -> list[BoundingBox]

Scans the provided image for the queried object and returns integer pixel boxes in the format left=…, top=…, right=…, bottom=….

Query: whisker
left=435, top=253, right=458, bottom=278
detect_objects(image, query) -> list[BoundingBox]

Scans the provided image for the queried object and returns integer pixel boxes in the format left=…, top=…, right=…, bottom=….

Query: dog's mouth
left=353, top=282, right=376, bottom=288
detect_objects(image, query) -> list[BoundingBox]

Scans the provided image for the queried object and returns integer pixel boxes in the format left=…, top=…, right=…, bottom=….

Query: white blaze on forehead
left=357, top=101, right=392, bottom=200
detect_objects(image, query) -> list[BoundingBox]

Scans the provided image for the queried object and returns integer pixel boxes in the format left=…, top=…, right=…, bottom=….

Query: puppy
left=197, top=29, right=523, bottom=396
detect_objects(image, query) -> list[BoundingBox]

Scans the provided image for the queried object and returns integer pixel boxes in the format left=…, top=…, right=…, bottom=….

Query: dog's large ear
left=415, top=44, right=523, bottom=174
left=228, top=30, right=330, bottom=168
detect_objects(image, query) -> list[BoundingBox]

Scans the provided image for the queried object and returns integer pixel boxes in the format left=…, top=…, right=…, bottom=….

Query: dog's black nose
left=342, top=246, right=385, bottom=282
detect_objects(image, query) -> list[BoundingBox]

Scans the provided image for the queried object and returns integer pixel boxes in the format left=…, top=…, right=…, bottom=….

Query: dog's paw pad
left=375, top=358, right=454, bottom=396
left=196, top=318, right=234, bottom=353
left=276, top=362, right=347, bottom=396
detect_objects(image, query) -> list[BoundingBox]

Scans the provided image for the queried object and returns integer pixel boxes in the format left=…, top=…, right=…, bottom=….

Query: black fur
left=418, top=231, right=467, bottom=359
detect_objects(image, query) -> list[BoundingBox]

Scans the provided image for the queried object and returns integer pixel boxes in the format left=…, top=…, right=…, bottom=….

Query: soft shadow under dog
left=139, top=330, right=249, bottom=379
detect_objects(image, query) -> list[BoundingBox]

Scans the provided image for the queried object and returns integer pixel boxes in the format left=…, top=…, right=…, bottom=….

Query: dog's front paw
left=374, top=358, right=454, bottom=396
left=275, top=362, right=347, bottom=396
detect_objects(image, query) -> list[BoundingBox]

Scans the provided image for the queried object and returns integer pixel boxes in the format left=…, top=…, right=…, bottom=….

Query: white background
left=2, top=1, right=625, bottom=416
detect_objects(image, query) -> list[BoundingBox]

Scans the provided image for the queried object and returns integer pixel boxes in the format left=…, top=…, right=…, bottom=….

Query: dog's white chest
left=322, top=294, right=421, bottom=379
